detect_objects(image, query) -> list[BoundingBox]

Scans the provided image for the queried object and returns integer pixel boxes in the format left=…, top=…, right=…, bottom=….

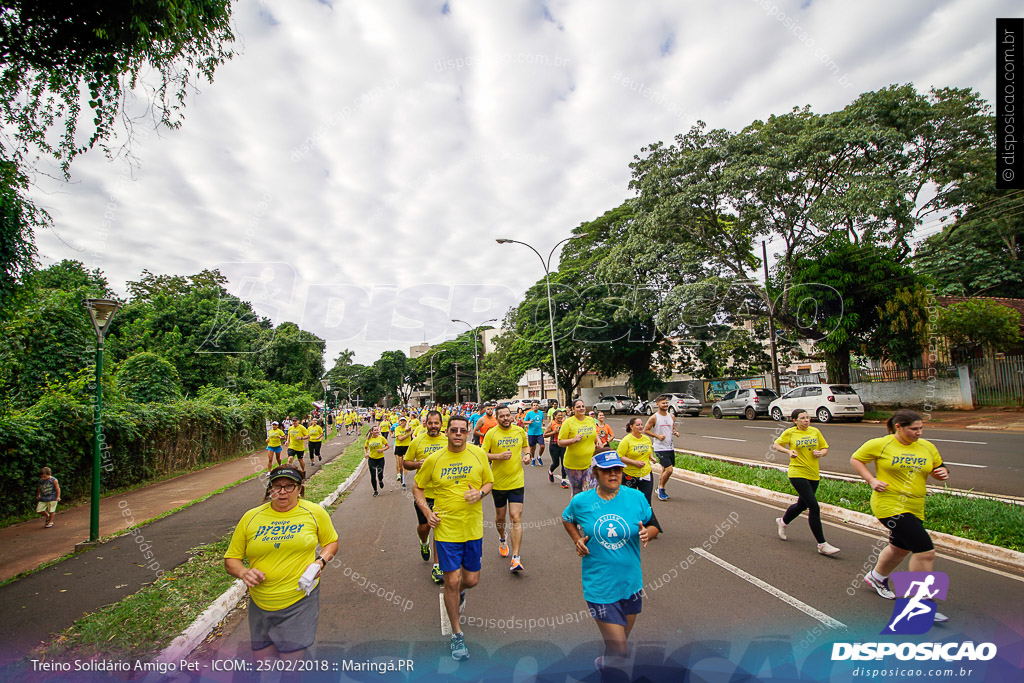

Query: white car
left=768, top=384, right=865, bottom=423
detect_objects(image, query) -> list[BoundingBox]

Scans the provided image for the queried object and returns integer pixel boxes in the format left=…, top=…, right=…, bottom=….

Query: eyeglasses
left=270, top=483, right=298, bottom=493
left=449, top=427, right=470, bottom=434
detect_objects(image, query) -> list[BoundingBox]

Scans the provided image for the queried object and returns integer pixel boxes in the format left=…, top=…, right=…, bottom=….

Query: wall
left=851, top=376, right=971, bottom=410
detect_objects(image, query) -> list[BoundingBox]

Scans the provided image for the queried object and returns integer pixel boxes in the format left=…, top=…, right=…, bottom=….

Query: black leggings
left=547, top=442, right=566, bottom=478
left=783, top=477, right=825, bottom=544
left=368, top=458, right=385, bottom=492
left=626, top=474, right=662, bottom=532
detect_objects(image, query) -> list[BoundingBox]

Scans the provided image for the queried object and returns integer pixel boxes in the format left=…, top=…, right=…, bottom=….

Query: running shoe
left=510, top=555, right=524, bottom=572
left=817, top=542, right=840, bottom=556
left=373, top=491, right=379, bottom=497
left=934, top=612, right=949, bottom=623
left=657, top=488, right=669, bottom=501
left=560, top=479, right=569, bottom=489
left=548, top=471, right=555, bottom=483
left=431, top=564, right=443, bottom=585
left=537, top=458, right=543, bottom=466
left=776, top=517, right=787, bottom=540
left=459, top=590, right=467, bottom=614
left=498, top=538, right=509, bottom=557
left=864, top=573, right=895, bottom=599
left=420, top=541, right=430, bottom=561
left=450, top=632, right=469, bottom=661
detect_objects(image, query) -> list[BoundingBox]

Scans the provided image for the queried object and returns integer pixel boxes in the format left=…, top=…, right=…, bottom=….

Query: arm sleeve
left=774, top=427, right=791, bottom=447
left=616, top=437, right=629, bottom=458
left=851, top=437, right=881, bottom=463
left=561, top=497, right=577, bottom=524
left=558, top=421, right=572, bottom=440
left=817, top=429, right=829, bottom=449
left=224, top=515, right=250, bottom=560
left=481, top=429, right=494, bottom=452
left=414, top=453, right=436, bottom=490
left=314, top=505, right=339, bottom=546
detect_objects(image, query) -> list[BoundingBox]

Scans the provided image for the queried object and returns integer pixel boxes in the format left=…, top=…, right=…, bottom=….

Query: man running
left=404, top=410, right=448, bottom=584
left=473, top=403, right=497, bottom=445
left=644, top=394, right=679, bottom=501
left=286, top=418, right=309, bottom=476
left=481, top=405, right=531, bottom=572
left=414, top=415, right=493, bottom=661
left=523, top=400, right=545, bottom=467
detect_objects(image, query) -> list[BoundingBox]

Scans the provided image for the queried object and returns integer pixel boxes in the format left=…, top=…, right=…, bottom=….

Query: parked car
left=711, top=388, right=779, bottom=420
left=768, top=384, right=865, bottom=423
left=638, top=393, right=703, bottom=417
left=503, top=399, right=531, bottom=412
left=592, top=395, right=637, bottom=415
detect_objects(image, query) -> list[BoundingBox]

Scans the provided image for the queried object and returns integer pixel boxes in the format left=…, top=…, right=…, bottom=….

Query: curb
left=154, top=454, right=368, bottom=664
left=660, top=465, right=1024, bottom=574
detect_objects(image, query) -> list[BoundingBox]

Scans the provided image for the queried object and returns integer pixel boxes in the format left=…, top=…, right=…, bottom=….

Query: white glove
left=297, top=561, right=320, bottom=595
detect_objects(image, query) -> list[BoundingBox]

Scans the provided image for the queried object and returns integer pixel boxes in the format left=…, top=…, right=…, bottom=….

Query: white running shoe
left=776, top=517, right=787, bottom=540
left=817, top=542, right=840, bottom=556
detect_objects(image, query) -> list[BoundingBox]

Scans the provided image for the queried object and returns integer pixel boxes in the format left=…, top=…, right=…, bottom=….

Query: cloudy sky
left=31, top=0, right=1014, bottom=366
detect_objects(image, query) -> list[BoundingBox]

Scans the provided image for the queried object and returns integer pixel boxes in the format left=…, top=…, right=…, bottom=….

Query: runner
left=286, top=419, right=309, bottom=476
left=403, top=410, right=448, bottom=583
left=394, top=416, right=413, bottom=489
left=558, top=399, right=598, bottom=496
left=481, top=405, right=531, bottom=572
left=595, top=412, right=614, bottom=448
left=850, top=409, right=950, bottom=621
left=546, top=408, right=569, bottom=489
left=307, top=420, right=325, bottom=463
left=773, top=409, right=839, bottom=555
left=363, top=425, right=389, bottom=497
left=617, top=417, right=662, bottom=533
left=473, top=403, right=497, bottom=445
left=379, top=415, right=392, bottom=448
left=468, top=407, right=482, bottom=445
left=561, top=451, right=658, bottom=675
left=265, top=421, right=285, bottom=471
left=523, top=400, right=546, bottom=467
left=644, top=395, right=679, bottom=501
left=413, top=415, right=494, bottom=661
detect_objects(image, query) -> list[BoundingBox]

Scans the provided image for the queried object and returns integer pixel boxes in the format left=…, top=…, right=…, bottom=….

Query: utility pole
left=763, top=240, right=781, bottom=394
left=454, top=362, right=460, bottom=405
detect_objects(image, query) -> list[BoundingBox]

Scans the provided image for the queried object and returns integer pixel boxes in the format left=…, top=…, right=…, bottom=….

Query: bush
left=116, top=352, right=183, bottom=403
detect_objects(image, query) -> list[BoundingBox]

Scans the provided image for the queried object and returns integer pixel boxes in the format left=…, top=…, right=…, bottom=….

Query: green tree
left=870, top=285, right=932, bottom=377
left=933, top=300, right=1022, bottom=361
left=254, top=322, right=325, bottom=391
left=478, top=334, right=521, bottom=401
left=115, top=352, right=182, bottom=403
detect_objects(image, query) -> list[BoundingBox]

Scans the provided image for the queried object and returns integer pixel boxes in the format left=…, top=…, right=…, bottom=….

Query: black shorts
left=414, top=497, right=435, bottom=525
left=394, top=445, right=409, bottom=457
left=655, top=451, right=675, bottom=469
left=879, top=514, right=934, bottom=553
left=309, top=441, right=322, bottom=456
left=528, top=434, right=545, bottom=447
left=288, top=448, right=305, bottom=460
left=492, top=487, right=525, bottom=508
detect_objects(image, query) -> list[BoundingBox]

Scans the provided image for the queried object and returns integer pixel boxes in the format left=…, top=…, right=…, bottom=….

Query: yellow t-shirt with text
left=307, top=425, right=324, bottom=442
left=406, top=432, right=448, bottom=498
left=414, top=445, right=493, bottom=542
left=558, top=415, right=598, bottom=470
left=617, top=433, right=654, bottom=478
left=365, top=436, right=388, bottom=459
left=775, top=426, right=828, bottom=480
left=481, top=425, right=528, bottom=490
left=287, top=425, right=308, bottom=451
left=852, top=436, right=943, bottom=520
left=267, top=429, right=285, bottom=448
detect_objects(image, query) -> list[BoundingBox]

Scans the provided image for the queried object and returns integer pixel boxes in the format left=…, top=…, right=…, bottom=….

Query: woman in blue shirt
left=562, top=450, right=658, bottom=673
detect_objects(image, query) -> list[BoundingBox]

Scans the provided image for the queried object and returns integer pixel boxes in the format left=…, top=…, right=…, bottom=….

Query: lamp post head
left=496, top=238, right=511, bottom=244
left=320, top=379, right=330, bottom=391
left=83, top=299, right=120, bottom=341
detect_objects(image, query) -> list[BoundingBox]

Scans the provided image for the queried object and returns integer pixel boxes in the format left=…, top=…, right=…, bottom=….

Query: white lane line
left=927, top=438, right=988, bottom=445
left=743, top=426, right=785, bottom=430
left=440, top=592, right=452, bottom=636
left=690, top=547, right=847, bottom=630
left=942, top=461, right=987, bottom=468
left=703, top=436, right=747, bottom=442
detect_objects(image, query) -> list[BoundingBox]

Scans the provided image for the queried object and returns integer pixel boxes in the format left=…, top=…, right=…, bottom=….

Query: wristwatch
left=316, top=556, right=327, bottom=568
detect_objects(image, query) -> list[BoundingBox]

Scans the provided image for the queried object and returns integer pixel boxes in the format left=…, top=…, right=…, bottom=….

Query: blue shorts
left=267, top=446, right=282, bottom=453
left=528, top=434, right=544, bottom=447
left=436, top=538, right=483, bottom=573
left=587, top=590, right=643, bottom=627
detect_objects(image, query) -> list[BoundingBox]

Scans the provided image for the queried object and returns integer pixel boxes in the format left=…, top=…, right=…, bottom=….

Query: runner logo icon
left=882, top=571, right=949, bottom=635
left=593, top=514, right=629, bottom=551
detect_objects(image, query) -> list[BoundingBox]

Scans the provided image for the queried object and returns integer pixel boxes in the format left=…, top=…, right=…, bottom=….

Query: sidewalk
left=925, top=407, right=1024, bottom=431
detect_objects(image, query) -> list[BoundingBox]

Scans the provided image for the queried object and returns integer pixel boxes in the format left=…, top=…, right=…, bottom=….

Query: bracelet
left=316, top=556, right=327, bottom=567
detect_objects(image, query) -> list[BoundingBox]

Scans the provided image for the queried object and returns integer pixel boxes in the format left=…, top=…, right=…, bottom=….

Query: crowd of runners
left=237, top=396, right=950, bottom=676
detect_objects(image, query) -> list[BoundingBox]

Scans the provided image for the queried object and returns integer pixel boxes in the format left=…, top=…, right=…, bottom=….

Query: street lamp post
left=320, top=379, right=330, bottom=423
left=452, top=318, right=496, bottom=404
left=496, top=237, right=572, bottom=405
left=82, top=298, right=120, bottom=546
left=429, top=348, right=448, bottom=405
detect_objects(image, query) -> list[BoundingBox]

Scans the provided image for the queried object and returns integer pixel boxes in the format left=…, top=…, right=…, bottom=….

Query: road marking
left=703, top=436, right=747, bottom=442
left=439, top=593, right=452, bottom=636
left=942, top=461, right=987, bottom=468
left=743, top=426, right=785, bottom=430
left=690, top=547, right=847, bottom=630
left=927, top=438, right=988, bottom=445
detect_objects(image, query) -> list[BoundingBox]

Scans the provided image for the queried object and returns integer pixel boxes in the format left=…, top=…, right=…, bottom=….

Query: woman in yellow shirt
left=850, top=410, right=950, bottom=618
left=364, top=426, right=390, bottom=497
left=617, top=416, right=662, bottom=532
left=772, top=409, right=839, bottom=555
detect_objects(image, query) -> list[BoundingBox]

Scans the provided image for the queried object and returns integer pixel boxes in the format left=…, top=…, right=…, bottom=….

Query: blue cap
left=591, top=451, right=625, bottom=469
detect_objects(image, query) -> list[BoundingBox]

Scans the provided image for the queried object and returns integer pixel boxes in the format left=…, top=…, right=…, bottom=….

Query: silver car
left=593, top=395, right=636, bottom=415
left=642, top=393, right=703, bottom=416
left=712, top=388, right=779, bottom=420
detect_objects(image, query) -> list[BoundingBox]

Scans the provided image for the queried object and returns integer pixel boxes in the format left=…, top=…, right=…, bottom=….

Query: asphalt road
left=197, top=455, right=1024, bottom=681
left=599, top=415, right=1024, bottom=498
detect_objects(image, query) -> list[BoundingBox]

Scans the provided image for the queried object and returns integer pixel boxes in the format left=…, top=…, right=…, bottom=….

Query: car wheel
left=610, top=407, right=617, bottom=415
left=712, top=407, right=722, bottom=419
left=816, top=407, right=832, bottom=423
left=771, top=407, right=784, bottom=421
left=745, top=407, right=757, bottom=421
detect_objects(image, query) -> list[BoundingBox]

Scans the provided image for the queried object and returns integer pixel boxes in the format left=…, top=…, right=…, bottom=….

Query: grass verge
left=30, top=429, right=370, bottom=662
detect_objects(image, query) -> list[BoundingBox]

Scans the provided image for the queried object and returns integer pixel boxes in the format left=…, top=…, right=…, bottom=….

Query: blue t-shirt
left=523, top=409, right=545, bottom=436
left=468, top=413, right=481, bottom=429
left=562, top=487, right=652, bottom=604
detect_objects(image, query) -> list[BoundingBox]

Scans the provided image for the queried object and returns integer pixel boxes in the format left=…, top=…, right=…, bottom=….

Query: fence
left=968, top=355, right=1024, bottom=407
left=849, top=365, right=959, bottom=383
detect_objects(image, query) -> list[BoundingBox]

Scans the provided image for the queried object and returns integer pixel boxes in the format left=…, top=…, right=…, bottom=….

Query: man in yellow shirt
left=404, top=410, right=447, bottom=583
left=481, top=405, right=531, bottom=571
left=286, top=420, right=309, bottom=476
left=413, top=415, right=493, bottom=661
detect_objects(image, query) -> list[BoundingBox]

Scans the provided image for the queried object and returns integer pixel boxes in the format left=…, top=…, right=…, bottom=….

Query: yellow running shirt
left=558, top=415, right=598, bottom=470
left=365, top=436, right=388, bottom=459
left=852, top=435, right=943, bottom=520
left=414, top=445, right=493, bottom=543
left=617, top=433, right=654, bottom=478
left=287, top=425, right=308, bottom=451
left=267, top=428, right=285, bottom=448
left=224, top=499, right=338, bottom=611
left=395, top=424, right=413, bottom=447
left=481, top=425, right=529, bottom=490
left=406, top=433, right=448, bottom=498
left=307, top=425, right=324, bottom=442
left=775, top=426, right=828, bottom=480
